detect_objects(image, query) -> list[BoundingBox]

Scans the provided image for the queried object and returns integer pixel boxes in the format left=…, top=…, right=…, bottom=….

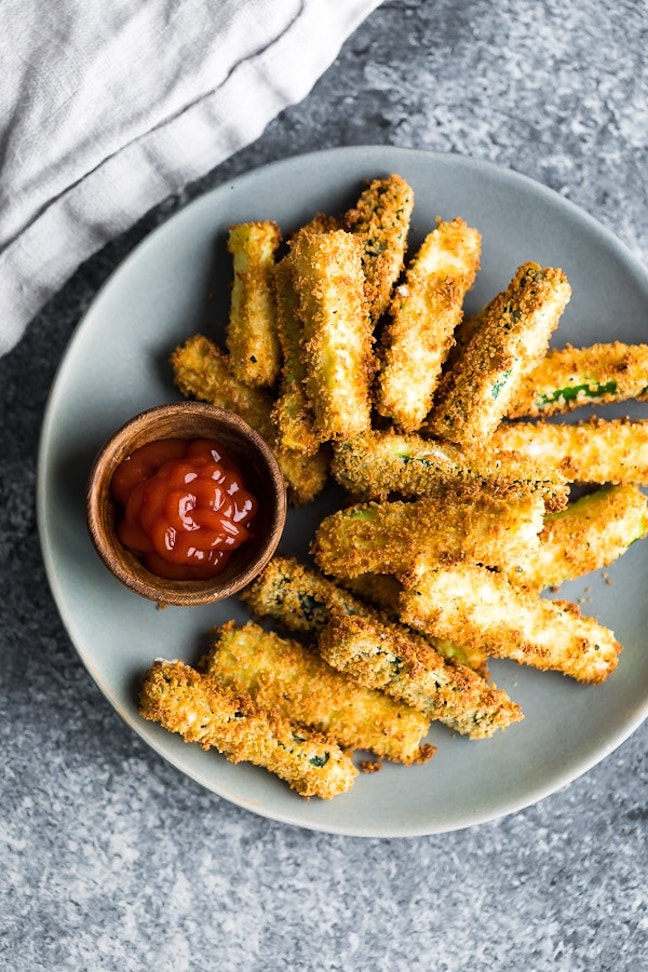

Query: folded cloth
left=0, top=0, right=382, bottom=357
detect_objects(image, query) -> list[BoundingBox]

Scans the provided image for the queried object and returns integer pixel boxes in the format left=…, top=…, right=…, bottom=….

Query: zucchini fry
left=240, top=555, right=483, bottom=672
left=491, top=417, right=648, bottom=485
left=202, top=621, right=435, bottom=764
left=513, top=484, right=648, bottom=591
left=318, top=615, right=522, bottom=739
left=240, top=556, right=522, bottom=727
left=333, top=572, right=490, bottom=677
left=330, top=429, right=568, bottom=510
left=427, top=263, right=571, bottom=448
left=170, top=334, right=328, bottom=505
left=240, top=555, right=360, bottom=632
left=343, top=173, right=415, bottom=322
left=226, top=221, right=282, bottom=387
left=290, top=229, right=374, bottom=438
left=400, top=560, right=622, bottom=683
left=508, top=342, right=648, bottom=418
left=376, top=217, right=481, bottom=431
left=139, top=660, right=357, bottom=799
left=311, top=489, right=544, bottom=579
left=172, top=333, right=274, bottom=437
left=270, top=257, right=322, bottom=455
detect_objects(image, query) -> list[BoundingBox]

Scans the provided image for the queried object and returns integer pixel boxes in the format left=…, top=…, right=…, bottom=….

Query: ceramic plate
left=38, top=147, right=648, bottom=837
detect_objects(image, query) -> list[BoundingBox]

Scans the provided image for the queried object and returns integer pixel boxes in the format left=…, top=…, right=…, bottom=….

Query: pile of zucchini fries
left=139, top=174, right=648, bottom=800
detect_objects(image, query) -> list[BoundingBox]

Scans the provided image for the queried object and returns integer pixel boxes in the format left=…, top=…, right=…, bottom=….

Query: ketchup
left=111, top=438, right=257, bottom=580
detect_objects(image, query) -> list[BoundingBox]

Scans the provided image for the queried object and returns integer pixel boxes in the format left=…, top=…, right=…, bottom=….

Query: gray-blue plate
left=37, top=147, right=648, bottom=837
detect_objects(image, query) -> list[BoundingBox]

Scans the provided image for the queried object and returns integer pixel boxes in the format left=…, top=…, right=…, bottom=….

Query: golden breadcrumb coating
left=311, top=488, right=544, bottom=579
left=336, top=572, right=491, bottom=677
left=226, top=221, right=282, bottom=387
left=512, top=484, right=648, bottom=591
left=202, top=621, right=434, bottom=764
left=240, top=555, right=361, bottom=632
left=490, top=417, right=648, bottom=485
left=343, top=173, right=415, bottom=322
left=139, top=660, right=357, bottom=799
left=270, top=256, right=323, bottom=456
left=240, top=557, right=520, bottom=720
left=427, top=263, right=571, bottom=448
left=171, top=333, right=274, bottom=436
left=400, top=560, right=622, bottom=683
left=376, top=217, right=481, bottom=431
left=317, top=614, right=522, bottom=740
left=288, top=212, right=341, bottom=239
left=507, top=341, right=648, bottom=418
left=290, top=229, right=375, bottom=438
left=330, top=428, right=568, bottom=510
left=240, top=554, right=484, bottom=671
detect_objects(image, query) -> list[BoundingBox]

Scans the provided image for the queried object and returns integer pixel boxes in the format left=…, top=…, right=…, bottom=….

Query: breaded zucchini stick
left=490, top=417, right=648, bottom=485
left=445, top=301, right=489, bottom=364
left=270, top=257, right=322, bottom=455
left=427, top=263, right=571, bottom=448
left=330, top=429, right=568, bottom=510
left=202, top=621, right=434, bottom=764
left=336, top=572, right=490, bottom=676
left=376, top=217, right=481, bottom=431
left=513, top=484, right=648, bottom=591
left=170, top=334, right=328, bottom=505
left=139, top=660, right=357, bottom=799
left=318, top=614, right=523, bottom=739
left=400, top=560, right=622, bottom=683
left=226, top=221, right=282, bottom=387
left=311, top=489, right=544, bottom=579
left=343, top=173, right=415, bottom=322
left=172, top=333, right=274, bottom=436
left=240, top=555, right=483, bottom=671
left=507, top=342, right=648, bottom=418
left=290, top=229, right=374, bottom=438
left=240, top=557, right=519, bottom=719
left=240, top=555, right=360, bottom=631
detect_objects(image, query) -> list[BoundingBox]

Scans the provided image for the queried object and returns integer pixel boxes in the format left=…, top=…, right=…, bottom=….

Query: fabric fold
left=0, top=0, right=383, bottom=356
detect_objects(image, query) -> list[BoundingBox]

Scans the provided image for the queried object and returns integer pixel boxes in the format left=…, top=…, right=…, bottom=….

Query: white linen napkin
left=0, top=0, right=383, bottom=356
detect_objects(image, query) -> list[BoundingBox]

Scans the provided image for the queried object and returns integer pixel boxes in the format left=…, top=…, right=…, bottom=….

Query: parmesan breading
left=400, top=560, right=622, bottom=683
left=270, top=256, right=323, bottom=456
left=376, top=217, right=481, bottom=431
left=511, top=484, right=648, bottom=591
left=290, top=229, right=375, bottom=438
left=427, top=263, right=572, bottom=448
left=311, top=488, right=544, bottom=579
left=202, top=620, right=435, bottom=764
left=507, top=341, right=648, bottom=418
left=317, top=614, right=522, bottom=740
left=240, top=556, right=520, bottom=718
left=226, top=221, right=282, bottom=387
left=343, top=173, right=415, bottom=322
left=338, top=572, right=490, bottom=677
left=139, top=660, right=357, bottom=799
left=330, top=428, right=568, bottom=510
left=490, top=417, right=648, bottom=485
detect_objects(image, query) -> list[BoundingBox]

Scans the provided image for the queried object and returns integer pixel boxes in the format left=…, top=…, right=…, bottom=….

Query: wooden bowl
left=86, top=402, right=287, bottom=605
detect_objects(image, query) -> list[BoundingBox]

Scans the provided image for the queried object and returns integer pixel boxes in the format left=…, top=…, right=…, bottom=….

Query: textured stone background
left=1, top=1, right=647, bottom=969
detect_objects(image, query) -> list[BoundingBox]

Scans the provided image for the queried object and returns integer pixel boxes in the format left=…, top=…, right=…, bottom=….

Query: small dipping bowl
left=86, top=402, right=287, bottom=606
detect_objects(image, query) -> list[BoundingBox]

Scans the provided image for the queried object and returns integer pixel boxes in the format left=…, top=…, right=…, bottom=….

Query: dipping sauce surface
left=111, top=438, right=258, bottom=580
